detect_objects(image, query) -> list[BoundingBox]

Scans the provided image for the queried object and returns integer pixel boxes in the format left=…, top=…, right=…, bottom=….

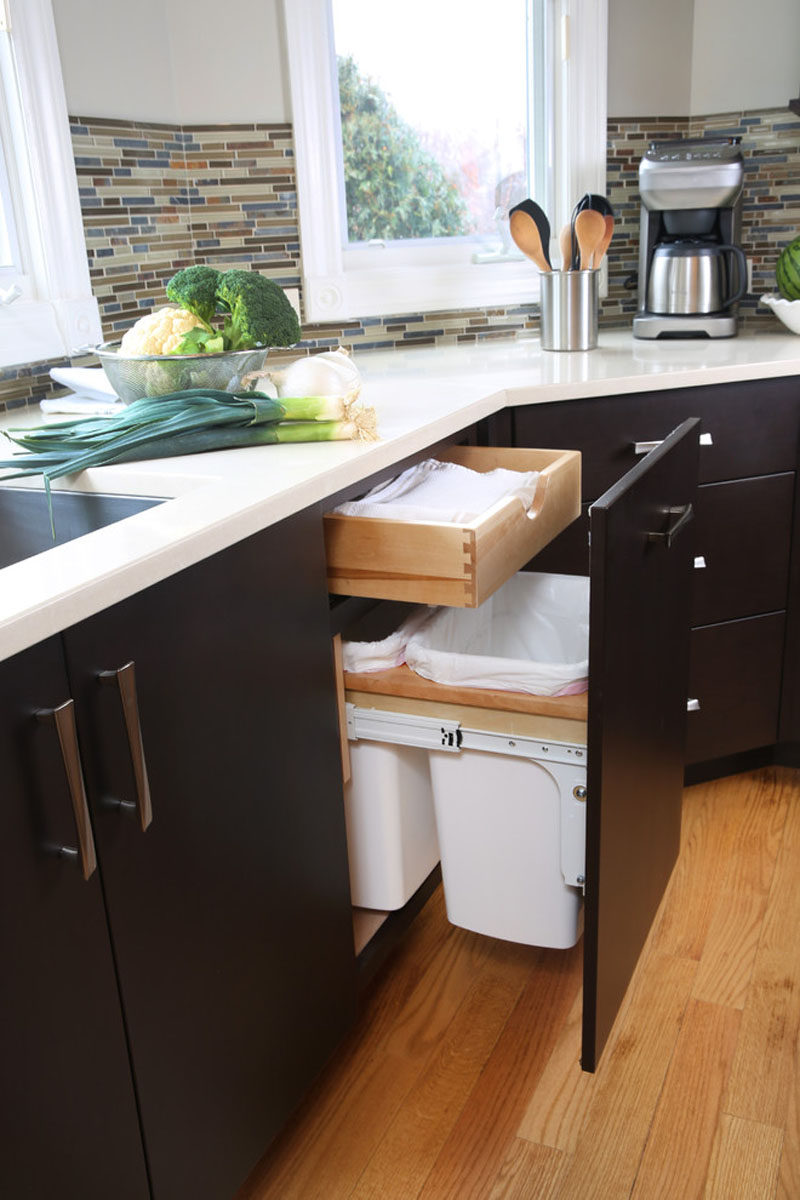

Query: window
left=0, top=0, right=101, bottom=368
left=284, top=0, right=607, bottom=323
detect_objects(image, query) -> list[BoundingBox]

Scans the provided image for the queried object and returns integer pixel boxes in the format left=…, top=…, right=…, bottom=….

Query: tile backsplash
left=1, top=106, right=798, bottom=412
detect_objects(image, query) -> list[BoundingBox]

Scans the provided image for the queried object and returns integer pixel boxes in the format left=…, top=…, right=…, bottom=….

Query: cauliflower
left=119, top=306, right=206, bottom=356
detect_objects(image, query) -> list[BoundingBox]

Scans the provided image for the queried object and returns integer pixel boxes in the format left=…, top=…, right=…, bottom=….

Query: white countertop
left=2, top=327, right=799, bottom=664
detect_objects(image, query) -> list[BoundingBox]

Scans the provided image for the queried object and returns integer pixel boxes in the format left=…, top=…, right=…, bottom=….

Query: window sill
left=0, top=297, right=101, bottom=369
left=304, top=260, right=544, bottom=323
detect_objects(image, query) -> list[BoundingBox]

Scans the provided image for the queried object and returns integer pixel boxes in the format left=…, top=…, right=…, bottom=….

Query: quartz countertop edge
left=1, top=328, right=799, bottom=665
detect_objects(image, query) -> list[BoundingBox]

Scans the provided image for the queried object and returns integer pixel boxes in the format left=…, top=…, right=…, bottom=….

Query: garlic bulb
left=276, top=347, right=361, bottom=397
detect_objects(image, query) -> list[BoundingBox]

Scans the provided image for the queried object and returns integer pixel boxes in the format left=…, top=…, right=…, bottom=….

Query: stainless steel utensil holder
left=540, top=270, right=598, bottom=351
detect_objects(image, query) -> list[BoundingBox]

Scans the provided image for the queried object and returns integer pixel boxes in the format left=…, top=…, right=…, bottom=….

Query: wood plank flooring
left=237, top=767, right=800, bottom=1200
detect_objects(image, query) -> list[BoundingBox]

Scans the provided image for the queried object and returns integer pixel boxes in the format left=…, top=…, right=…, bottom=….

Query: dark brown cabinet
left=0, top=636, right=151, bottom=1200
left=512, top=376, right=800, bottom=771
left=0, top=507, right=356, bottom=1200
left=584, top=419, right=699, bottom=1067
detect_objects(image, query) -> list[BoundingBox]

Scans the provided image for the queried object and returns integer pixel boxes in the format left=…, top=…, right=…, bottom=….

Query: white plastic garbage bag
left=342, top=606, right=433, bottom=673
left=332, top=458, right=539, bottom=523
left=404, top=572, right=589, bottom=696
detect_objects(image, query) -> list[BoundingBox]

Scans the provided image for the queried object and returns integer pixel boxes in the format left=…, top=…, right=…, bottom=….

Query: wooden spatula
left=592, top=215, right=615, bottom=268
left=509, top=209, right=551, bottom=273
left=574, top=209, right=605, bottom=271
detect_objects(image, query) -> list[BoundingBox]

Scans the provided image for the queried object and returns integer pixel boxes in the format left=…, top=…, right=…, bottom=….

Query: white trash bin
left=343, top=740, right=439, bottom=911
left=427, top=745, right=585, bottom=948
left=343, top=572, right=589, bottom=946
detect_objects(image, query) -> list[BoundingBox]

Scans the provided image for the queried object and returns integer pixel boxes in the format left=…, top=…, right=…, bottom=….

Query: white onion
left=276, top=347, right=361, bottom=397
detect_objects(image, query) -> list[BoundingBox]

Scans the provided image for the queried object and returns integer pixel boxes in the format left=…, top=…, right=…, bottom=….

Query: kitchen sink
left=0, top=487, right=164, bottom=571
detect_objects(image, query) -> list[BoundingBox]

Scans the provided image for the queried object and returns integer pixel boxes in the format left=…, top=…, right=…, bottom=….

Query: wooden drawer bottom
left=686, top=612, right=786, bottom=765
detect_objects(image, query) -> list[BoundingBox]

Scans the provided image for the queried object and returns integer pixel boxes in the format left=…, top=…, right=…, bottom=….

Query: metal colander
left=95, top=342, right=270, bottom=405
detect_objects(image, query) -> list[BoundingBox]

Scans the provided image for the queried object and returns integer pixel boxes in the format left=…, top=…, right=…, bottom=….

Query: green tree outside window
left=338, top=55, right=469, bottom=242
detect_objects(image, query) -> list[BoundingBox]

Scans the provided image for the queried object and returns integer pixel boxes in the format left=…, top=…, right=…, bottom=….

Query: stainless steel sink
left=0, top=487, right=163, bottom=570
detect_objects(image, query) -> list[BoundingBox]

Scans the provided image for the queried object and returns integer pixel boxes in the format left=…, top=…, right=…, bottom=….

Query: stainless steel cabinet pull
left=647, top=503, right=694, bottom=549
left=99, top=662, right=152, bottom=831
left=686, top=698, right=701, bottom=712
left=694, top=555, right=707, bottom=569
left=37, top=700, right=97, bottom=880
left=633, top=432, right=712, bottom=455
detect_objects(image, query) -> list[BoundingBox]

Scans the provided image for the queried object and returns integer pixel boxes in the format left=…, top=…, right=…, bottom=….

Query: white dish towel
left=333, top=458, right=540, bottom=523
left=45, top=366, right=123, bottom=415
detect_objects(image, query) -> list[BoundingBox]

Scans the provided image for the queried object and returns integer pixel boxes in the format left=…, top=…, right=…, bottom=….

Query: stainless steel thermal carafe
left=646, top=242, right=747, bottom=316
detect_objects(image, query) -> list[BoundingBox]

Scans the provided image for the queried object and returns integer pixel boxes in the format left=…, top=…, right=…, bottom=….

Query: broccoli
left=162, top=265, right=301, bottom=354
left=166, top=265, right=222, bottom=330
left=216, top=269, right=301, bottom=351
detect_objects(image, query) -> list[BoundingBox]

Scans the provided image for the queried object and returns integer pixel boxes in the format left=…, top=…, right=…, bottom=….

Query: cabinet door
left=61, top=508, right=357, bottom=1200
left=582, top=419, right=699, bottom=1070
left=0, top=639, right=149, bottom=1200
left=692, top=474, right=794, bottom=626
left=686, top=613, right=786, bottom=763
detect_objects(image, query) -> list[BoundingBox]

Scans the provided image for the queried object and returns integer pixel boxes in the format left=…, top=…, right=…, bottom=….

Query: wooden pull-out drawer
left=324, top=445, right=581, bottom=608
left=345, top=665, right=588, bottom=746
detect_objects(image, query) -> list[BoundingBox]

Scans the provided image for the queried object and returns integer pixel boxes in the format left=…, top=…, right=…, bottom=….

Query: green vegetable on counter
left=776, top=236, right=800, bottom=301
left=163, top=265, right=302, bottom=355
left=166, top=265, right=220, bottom=328
left=0, top=388, right=378, bottom=492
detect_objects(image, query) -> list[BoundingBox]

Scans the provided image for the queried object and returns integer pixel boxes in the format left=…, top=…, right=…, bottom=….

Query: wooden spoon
left=559, top=223, right=573, bottom=271
left=509, top=210, right=551, bottom=273
left=592, top=214, right=615, bottom=268
left=574, top=208, right=605, bottom=270
left=509, top=199, right=552, bottom=269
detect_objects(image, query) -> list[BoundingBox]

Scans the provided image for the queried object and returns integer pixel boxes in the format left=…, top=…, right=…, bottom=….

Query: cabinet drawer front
left=513, top=377, right=800, bottom=498
left=686, top=612, right=785, bottom=764
left=692, top=473, right=794, bottom=626
left=324, top=445, right=581, bottom=607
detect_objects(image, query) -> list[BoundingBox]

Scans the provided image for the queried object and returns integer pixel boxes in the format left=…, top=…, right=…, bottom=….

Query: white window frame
left=0, top=0, right=101, bottom=368
left=284, top=0, right=607, bottom=324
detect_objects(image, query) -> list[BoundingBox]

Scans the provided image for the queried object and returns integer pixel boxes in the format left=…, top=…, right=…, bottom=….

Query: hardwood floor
left=237, top=767, right=800, bottom=1200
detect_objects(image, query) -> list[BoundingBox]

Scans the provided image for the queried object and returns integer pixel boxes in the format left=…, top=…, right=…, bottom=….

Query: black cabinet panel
left=511, top=378, right=800, bottom=773
left=584, top=420, right=698, bottom=1071
left=513, top=377, right=800, bottom=497
left=686, top=613, right=786, bottom=764
left=0, top=640, right=149, bottom=1200
left=61, top=508, right=356, bottom=1200
left=692, top=474, right=794, bottom=626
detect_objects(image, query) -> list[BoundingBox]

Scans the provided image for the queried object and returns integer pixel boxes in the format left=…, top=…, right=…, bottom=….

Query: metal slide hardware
left=346, top=703, right=588, bottom=889
left=98, top=661, right=153, bottom=830
left=37, top=700, right=97, bottom=880
left=647, top=502, right=694, bottom=549
left=634, top=431, right=713, bottom=456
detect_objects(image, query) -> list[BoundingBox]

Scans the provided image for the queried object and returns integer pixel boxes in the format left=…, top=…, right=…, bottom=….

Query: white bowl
left=760, top=294, right=800, bottom=335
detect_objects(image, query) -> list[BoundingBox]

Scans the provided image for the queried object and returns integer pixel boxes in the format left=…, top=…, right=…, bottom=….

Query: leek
left=0, top=388, right=379, bottom=485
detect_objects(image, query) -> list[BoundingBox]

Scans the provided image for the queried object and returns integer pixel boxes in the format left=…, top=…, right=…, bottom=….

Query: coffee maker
left=633, top=137, right=746, bottom=339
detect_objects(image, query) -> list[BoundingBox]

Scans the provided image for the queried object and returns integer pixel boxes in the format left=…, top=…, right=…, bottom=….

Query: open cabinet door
left=582, top=418, right=700, bottom=1071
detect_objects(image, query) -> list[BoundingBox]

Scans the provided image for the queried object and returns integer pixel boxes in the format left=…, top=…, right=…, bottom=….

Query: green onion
left=277, top=389, right=364, bottom=422
left=0, top=388, right=379, bottom=481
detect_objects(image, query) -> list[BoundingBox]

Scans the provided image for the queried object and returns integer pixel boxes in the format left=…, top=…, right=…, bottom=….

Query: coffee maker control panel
left=644, top=139, right=742, bottom=163
left=640, top=138, right=744, bottom=212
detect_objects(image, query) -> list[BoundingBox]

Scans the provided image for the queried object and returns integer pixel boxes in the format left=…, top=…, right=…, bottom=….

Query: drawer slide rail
left=346, top=702, right=587, bottom=889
